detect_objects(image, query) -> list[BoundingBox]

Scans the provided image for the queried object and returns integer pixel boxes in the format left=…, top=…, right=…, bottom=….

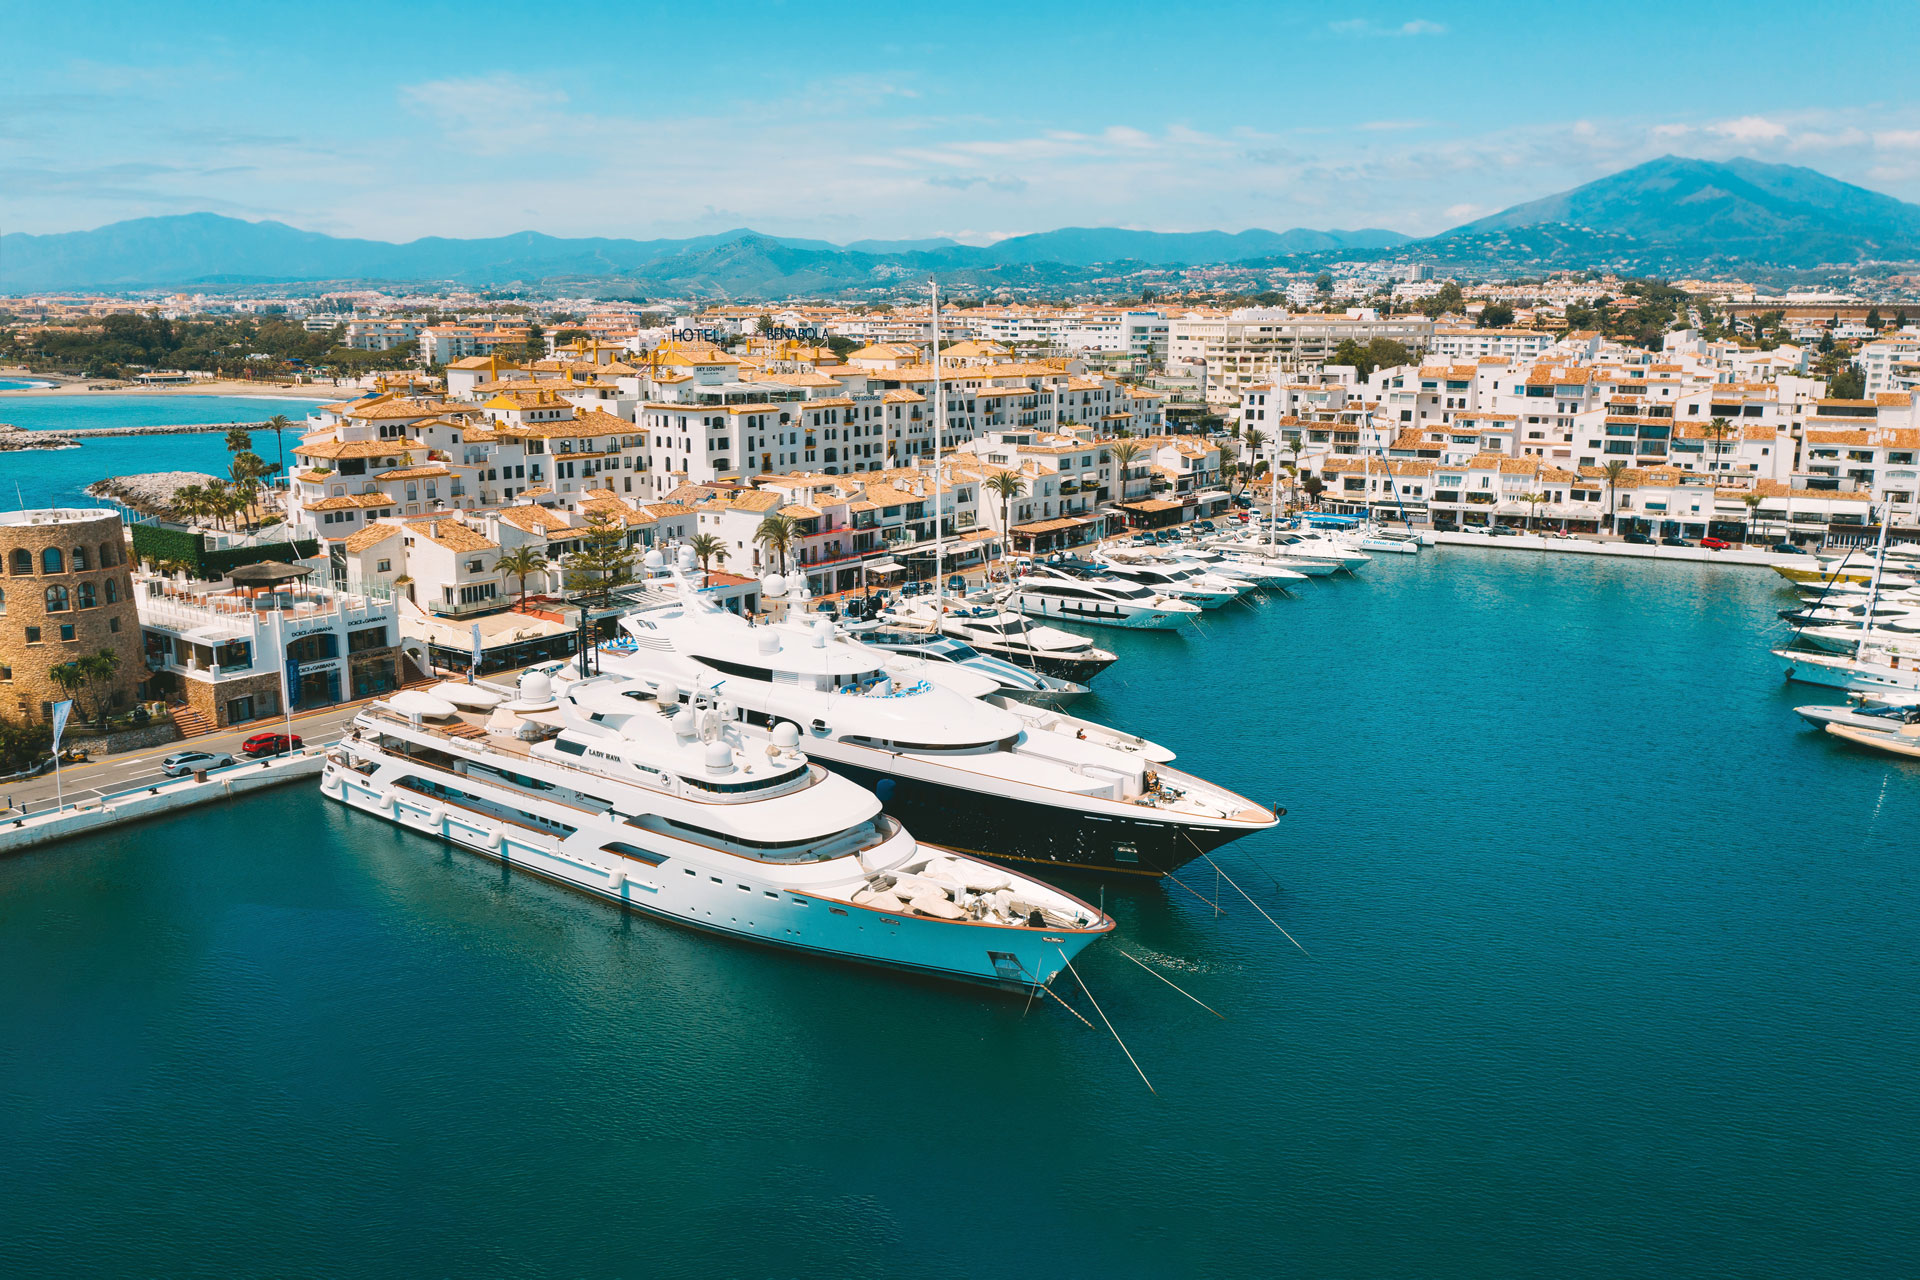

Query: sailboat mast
left=932, top=279, right=945, bottom=604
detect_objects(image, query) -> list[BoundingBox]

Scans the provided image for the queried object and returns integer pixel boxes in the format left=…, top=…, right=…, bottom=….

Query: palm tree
left=47, top=661, right=86, bottom=727
left=1519, top=491, right=1546, bottom=532
left=1242, top=428, right=1266, bottom=473
left=224, top=425, right=253, bottom=454
left=173, top=483, right=207, bottom=528
left=984, top=471, right=1027, bottom=553
left=1742, top=492, right=1764, bottom=544
left=754, top=512, right=797, bottom=577
left=689, top=533, right=728, bottom=583
left=1703, top=416, right=1733, bottom=475
left=495, top=546, right=549, bottom=609
left=76, top=648, right=119, bottom=724
left=1109, top=440, right=1143, bottom=502
left=1602, top=460, right=1630, bottom=532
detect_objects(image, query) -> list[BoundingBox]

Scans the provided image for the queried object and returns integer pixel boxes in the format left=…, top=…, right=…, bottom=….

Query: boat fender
left=425, top=806, right=446, bottom=827
left=875, top=777, right=895, bottom=802
left=483, top=832, right=504, bottom=852
left=608, top=866, right=626, bottom=892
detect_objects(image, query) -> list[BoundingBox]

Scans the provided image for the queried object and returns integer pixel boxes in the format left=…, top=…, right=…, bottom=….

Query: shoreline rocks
left=0, top=423, right=79, bottom=451
left=87, top=472, right=225, bottom=520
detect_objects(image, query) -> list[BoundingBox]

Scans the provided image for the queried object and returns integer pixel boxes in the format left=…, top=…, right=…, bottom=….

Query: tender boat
left=1793, top=700, right=1920, bottom=732
left=320, top=671, right=1112, bottom=991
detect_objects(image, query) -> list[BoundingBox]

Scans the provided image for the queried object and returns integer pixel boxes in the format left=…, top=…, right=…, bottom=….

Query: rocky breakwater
left=0, top=422, right=79, bottom=451
left=87, top=472, right=224, bottom=520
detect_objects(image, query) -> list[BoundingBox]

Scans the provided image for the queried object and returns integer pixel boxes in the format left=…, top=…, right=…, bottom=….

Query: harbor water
left=1, top=548, right=1916, bottom=1276
left=0, top=394, right=328, bottom=508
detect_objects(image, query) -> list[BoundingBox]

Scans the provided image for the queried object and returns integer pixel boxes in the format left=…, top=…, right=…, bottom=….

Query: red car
left=242, top=732, right=304, bottom=757
left=1699, top=537, right=1732, bottom=550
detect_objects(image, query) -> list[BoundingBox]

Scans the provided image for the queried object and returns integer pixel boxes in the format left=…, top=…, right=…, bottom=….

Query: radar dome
left=643, top=549, right=665, bottom=570
left=762, top=573, right=788, bottom=598
left=519, top=671, right=553, bottom=704
left=704, top=741, right=733, bottom=774
left=771, top=721, right=801, bottom=751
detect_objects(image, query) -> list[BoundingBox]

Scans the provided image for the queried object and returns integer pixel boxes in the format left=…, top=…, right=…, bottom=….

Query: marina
left=4, top=548, right=1917, bottom=1277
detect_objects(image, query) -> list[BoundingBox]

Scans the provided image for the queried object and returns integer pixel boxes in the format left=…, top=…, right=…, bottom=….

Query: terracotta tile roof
left=343, top=523, right=401, bottom=552
left=306, top=493, right=395, bottom=512
left=405, top=517, right=496, bottom=552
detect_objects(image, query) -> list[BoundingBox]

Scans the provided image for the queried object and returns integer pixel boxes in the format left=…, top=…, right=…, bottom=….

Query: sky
left=6, top=0, right=1920, bottom=246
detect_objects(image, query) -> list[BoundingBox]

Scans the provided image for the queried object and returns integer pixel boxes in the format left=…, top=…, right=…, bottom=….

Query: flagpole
left=49, top=698, right=71, bottom=813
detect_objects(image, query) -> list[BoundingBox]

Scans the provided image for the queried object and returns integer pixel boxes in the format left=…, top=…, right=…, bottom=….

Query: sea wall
left=0, top=751, right=325, bottom=855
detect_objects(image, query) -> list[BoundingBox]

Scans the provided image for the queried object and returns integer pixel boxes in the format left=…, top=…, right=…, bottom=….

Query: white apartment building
left=1169, top=309, right=1433, bottom=402
left=1428, top=328, right=1554, bottom=361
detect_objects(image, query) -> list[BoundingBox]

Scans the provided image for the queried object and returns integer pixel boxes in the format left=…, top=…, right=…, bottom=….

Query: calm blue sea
left=0, top=548, right=1915, bottom=1278
left=0, top=394, right=325, bottom=508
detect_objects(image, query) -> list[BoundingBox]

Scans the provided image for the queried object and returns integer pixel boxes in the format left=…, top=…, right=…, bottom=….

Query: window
left=44, top=585, right=68, bottom=612
left=23, top=627, right=38, bottom=644
left=100, top=542, right=116, bottom=568
left=76, top=582, right=96, bottom=609
left=9, top=549, right=30, bottom=575
left=71, top=547, right=89, bottom=571
left=104, top=578, right=118, bottom=603
left=109, top=617, right=120, bottom=633
left=0, top=588, right=5, bottom=615
left=376, top=558, right=391, bottom=573
left=467, top=559, right=484, bottom=573
left=59, top=624, right=74, bottom=642
left=41, top=548, right=62, bottom=574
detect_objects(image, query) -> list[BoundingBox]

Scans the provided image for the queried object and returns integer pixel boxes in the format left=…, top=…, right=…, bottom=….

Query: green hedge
left=131, top=524, right=319, bottom=578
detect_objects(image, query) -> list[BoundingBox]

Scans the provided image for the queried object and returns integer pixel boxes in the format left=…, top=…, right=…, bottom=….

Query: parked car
left=1622, top=532, right=1655, bottom=545
left=1769, top=541, right=1805, bottom=555
left=1660, top=536, right=1691, bottom=547
left=162, top=750, right=234, bottom=777
left=241, top=733, right=303, bottom=757
left=1699, top=537, right=1732, bottom=550
left=1485, top=524, right=1519, bottom=536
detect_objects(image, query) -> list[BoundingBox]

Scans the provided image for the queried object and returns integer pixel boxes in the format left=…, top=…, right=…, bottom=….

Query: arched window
left=44, top=585, right=69, bottom=613
left=41, top=548, right=62, bottom=574
left=104, top=578, right=118, bottom=604
left=10, top=549, right=31, bottom=575
left=76, top=582, right=97, bottom=609
left=99, top=542, right=117, bottom=568
left=71, top=546, right=89, bottom=571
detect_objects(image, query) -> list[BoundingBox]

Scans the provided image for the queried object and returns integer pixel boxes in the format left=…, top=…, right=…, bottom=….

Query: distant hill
left=1426, top=156, right=1920, bottom=269
left=9, top=158, right=1919, bottom=295
left=0, top=214, right=1411, bottom=294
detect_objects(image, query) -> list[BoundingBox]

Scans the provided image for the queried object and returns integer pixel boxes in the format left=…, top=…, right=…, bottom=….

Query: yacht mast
left=1862, top=500, right=1893, bottom=642
left=932, top=278, right=945, bottom=606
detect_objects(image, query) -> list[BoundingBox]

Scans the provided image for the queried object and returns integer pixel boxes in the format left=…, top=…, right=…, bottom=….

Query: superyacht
left=574, top=590, right=1279, bottom=876
left=321, top=673, right=1111, bottom=989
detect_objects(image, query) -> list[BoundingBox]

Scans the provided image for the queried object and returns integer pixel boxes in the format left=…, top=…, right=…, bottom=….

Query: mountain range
left=4, top=156, right=1919, bottom=295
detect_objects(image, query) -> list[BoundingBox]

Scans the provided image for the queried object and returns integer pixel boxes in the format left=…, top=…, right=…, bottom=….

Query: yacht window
left=695, top=654, right=776, bottom=683
left=678, top=769, right=797, bottom=795
left=554, top=739, right=587, bottom=756
left=629, top=812, right=899, bottom=862
left=601, top=841, right=667, bottom=866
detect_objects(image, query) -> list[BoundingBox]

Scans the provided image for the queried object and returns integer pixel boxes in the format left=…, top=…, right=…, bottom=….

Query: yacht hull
left=945, top=634, right=1117, bottom=683
left=820, top=760, right=1262, bottom=877
left=320, top=762, right=1105, bottom=991
left=1006, top=592, right=1193, bottom=630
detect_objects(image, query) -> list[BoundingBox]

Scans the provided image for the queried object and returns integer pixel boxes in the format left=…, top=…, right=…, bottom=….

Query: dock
left=0, top=750, right=325, bottom=855
left=1429, top=531, right=1813, bottom=567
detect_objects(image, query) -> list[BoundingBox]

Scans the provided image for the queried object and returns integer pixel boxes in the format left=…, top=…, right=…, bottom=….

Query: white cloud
left=1329, top=18, right=1447, bottom=37
left=1710, top=115, right=1788, bottom=143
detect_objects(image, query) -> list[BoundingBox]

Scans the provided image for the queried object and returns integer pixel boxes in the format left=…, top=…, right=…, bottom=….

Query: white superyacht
left=320, top=672, right=1111, bottom=990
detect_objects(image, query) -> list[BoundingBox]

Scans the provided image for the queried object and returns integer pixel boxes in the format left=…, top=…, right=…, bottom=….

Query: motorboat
left=569, top=594, right=1278, bottom=876
left=320, top=670, right=1112, bottom=990
left=1793, top=700, right=1920, bottom=732
left=1002, top=562, right=1203, bottom=630
left=1081, top=551, right=1247, bottom=609
left=894, top=598, right=1118, bottom=683
left=1160, top=545, right=1307, bottom=588
left=1773, top=645, right=1920, bottom=696
left=840, top=619, right=1088, bottom=706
